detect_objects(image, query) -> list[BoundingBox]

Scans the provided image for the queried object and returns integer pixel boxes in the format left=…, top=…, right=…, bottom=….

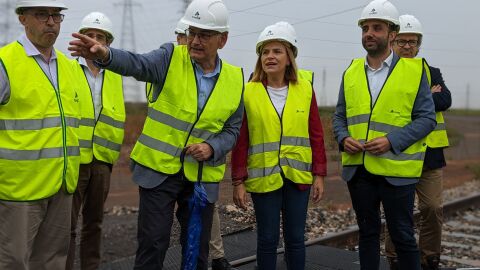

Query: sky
left=3, top=0, right=479, bottom=108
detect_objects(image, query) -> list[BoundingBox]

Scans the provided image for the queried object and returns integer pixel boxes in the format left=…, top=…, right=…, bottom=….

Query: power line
left=230, top=4, right=363, bottom=38
left=230, top=0, right=284, bottom=14
left=291, top=5, right=363, bottom=26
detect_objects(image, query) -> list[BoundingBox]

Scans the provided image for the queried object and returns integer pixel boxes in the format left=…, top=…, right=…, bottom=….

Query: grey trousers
left=0, top=190, right=72, bottom=270
left=209, top=204, right=225, bottom=259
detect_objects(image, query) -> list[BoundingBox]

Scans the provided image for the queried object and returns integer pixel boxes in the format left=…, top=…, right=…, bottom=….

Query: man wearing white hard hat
left=68, top=0, right=244, bottom=269
left=384, top=14, right=451, bottom=270
left=0, top=0, right=82, bottom=269
left=175, top=19, right=188, bottom=45
left=333, top=0, right=436, bottom=269
left=66, top=11, right=126, bottom=270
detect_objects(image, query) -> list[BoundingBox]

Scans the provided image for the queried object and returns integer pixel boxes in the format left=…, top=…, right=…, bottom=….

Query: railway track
left=99, top=191, right=480, bottom=270
left=229, top=192, right=480, bottom=269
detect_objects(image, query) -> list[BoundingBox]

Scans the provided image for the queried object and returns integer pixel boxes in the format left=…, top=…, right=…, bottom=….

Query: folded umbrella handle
left=197, top=161, right=204, bottom=184
left=180, top=148, right=204, bottom=184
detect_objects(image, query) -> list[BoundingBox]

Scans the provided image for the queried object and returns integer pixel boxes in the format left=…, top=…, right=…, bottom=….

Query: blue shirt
left=194, top=57, right=221, bottom=113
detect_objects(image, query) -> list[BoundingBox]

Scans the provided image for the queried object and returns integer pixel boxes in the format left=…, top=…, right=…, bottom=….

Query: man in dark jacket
left=386, top=14, right=452, bottom=270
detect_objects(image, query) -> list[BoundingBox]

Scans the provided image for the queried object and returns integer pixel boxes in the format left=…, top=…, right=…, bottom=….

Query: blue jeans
left=347, top=167, right=420, bottom=270
left=251, top=180, right=310, bottom=270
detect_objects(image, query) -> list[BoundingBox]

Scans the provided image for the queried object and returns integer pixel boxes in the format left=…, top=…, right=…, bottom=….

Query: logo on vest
left=296, top=109, right=305, bottom=113
left=390, top=109, right=400, bottom=114
left=192, top=11, right=201, bottom=20
left=74, top=91, right=79, bottom=103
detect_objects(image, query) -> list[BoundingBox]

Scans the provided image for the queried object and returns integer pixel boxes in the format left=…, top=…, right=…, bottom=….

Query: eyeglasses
left=394, top=39, right=419, bottom=47
left=185, top=29, right=219, bottom=43
left=29, top=12, right=65, bottom=23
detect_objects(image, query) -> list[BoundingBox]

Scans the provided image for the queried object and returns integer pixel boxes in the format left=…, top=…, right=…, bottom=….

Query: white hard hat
left=358, top=0, right=399, bottom=27
left=175, top=19, right=188, bottom=35
left=180, top=0, right=229, bottom=33
left=15, top=0, right=67, bottom=14
left=399, top=14, right=423, bottom=36
left=256, top=21, right=298, bottom=57
left=79, top=12, right=114, bottom=42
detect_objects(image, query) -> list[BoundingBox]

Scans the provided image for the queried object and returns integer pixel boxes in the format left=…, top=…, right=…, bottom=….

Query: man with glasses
left=0, top=0, right=82, bottom=269
left=385, top=14, right=451, bottom=270
left=69, top=0, right=243, bottom=269
left=333, top=0, right=436, bottom=269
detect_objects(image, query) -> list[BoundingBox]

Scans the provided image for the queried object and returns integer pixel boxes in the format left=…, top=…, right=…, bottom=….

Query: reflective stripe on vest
left=244, top=79, right=313, bottom=193
left=424, top=63, right=449, bottom=148
left=92, top=71, right=125, bottom=164
left=0, top=41, right=81, bottom=201
left=342, top=58, right=427, bottom=178
left=76, top=63, right=126, bottom=164
left=131, top=45, right=243, bottom=182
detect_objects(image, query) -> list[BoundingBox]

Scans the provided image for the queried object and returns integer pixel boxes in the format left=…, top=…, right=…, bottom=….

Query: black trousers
left=134, top=174, right=215, bottom=270
left=347, top=167, right=421, bottom=270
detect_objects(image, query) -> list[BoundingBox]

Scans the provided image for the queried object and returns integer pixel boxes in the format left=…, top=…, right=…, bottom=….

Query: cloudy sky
left=3, top=0, right=479, bottom=108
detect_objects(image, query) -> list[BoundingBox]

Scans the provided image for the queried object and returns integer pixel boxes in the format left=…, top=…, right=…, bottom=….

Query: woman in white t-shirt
left=231, top=22, right=327, bottom=270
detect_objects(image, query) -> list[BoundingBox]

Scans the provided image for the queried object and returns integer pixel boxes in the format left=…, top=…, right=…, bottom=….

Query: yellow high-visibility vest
left=298, top=69, right=314, bottom=84
left=0, top=41, right=81, bottom=201
left=342, top=58, right=427, bottom=178
left=243, top=79, right=313, bottom=193
left=75, top=62, right=126, bottom=165
left=424, top=62, right=449, bottom=148
left=131, top=45, right=244, bottom=182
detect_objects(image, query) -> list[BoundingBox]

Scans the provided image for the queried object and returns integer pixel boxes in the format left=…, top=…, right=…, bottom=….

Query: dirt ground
left=91, top=110, right=480, bottom=265
left=105, top=112, right=480, bottom=210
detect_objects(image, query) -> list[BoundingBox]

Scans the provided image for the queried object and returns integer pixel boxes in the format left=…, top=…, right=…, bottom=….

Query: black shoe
left=212, top=257, right=232, bottom=270
left=387, top=257, right=399, bottom=270
left=424, top=255, right=440, bottom=270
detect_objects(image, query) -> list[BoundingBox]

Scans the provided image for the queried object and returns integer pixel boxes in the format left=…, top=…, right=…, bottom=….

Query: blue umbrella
left=183, top=161, right=207, bottom=270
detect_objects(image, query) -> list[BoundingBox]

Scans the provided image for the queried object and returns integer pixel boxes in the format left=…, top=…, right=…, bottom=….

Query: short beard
left=362, top=38, right=389, bottom=58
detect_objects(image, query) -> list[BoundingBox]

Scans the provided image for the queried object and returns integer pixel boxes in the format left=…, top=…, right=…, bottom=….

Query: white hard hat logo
left=79, top=11, right=115, bottom=41
left=406, top=23, right=412, bottom=28
left=266, top=30, right=274, bottom=36
left=369, top=8, right=377, bottom=15
left=192, top=11, right=201, bottom=20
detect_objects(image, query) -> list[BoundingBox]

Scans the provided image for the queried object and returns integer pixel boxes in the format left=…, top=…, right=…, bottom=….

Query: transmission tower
left=1, top=0, right=20, bottom=47
left=115, top=0, right=142, bottom=101
left=116, top=0, right=140, bottom=52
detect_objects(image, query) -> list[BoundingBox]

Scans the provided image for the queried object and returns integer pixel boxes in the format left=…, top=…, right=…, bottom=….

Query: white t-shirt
left=267, top=85, right=288, bottom=115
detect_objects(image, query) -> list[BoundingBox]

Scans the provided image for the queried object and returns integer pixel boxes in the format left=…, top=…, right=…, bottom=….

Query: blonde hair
left=250, top=40, right=298, bottom=84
